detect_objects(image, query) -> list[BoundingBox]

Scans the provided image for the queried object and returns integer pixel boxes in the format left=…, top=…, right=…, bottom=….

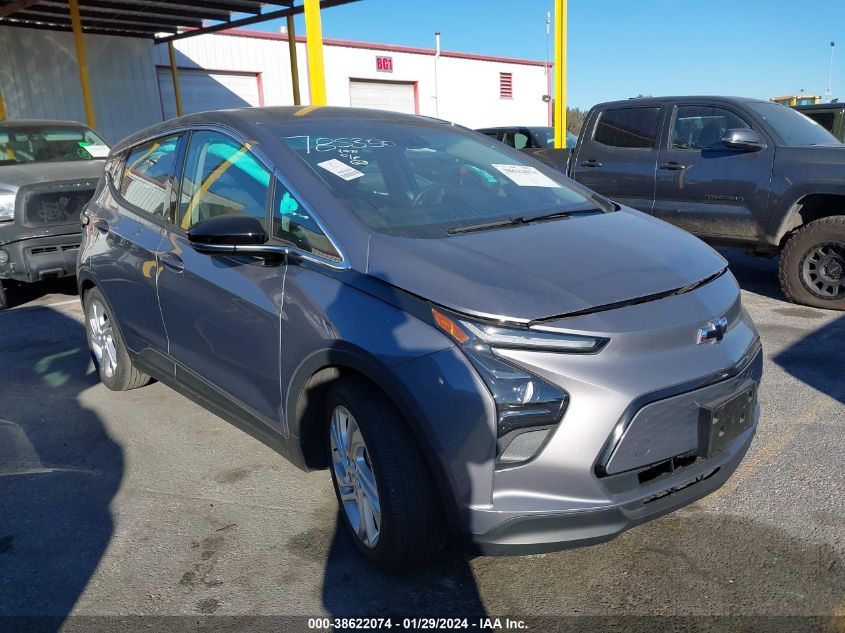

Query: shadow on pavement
left=0, top=306, right=121, bottom=630
left=716, top=247, right=783, bottom=302
left=466, top=510, right=845, bottom=623
left=320, top=514, right=485, bottom=622
left=773, top=314, right=845, bottom=406
left=2, top=277, right=78, bottom=310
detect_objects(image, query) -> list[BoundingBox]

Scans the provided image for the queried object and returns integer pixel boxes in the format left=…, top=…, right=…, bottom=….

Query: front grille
left=642, top=466, right=720, bottom=504
left=15, top=179, right=98, bottom=229
left=637, top=451, right=700, bottom=485
left=29, top=244, right=79, bottom=256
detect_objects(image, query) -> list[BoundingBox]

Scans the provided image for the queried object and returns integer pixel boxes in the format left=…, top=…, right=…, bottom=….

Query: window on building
left=593, top=107, right=661, bottom=149
left=670, top=105, right=750, bottom=150
left=120, top=135, right=179, bottom=218
left=272, top=181, right=340, bottom=261
left=177, top=131, right=270, bottom=230
left=499, top=72, right=513, bottom=99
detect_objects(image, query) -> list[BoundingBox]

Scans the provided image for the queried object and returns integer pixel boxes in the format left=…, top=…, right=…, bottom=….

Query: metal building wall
left=152, top=32, right=309, bottom=112
left=0, top=26, right=163, bottom=143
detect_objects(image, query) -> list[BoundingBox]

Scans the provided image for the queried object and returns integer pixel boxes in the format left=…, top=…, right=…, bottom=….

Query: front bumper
left=471, top=411, right=755, bottom=555
left=0, top=232, right=81, bottom=283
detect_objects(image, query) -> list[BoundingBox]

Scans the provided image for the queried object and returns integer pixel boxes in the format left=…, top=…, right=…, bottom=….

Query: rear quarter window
left=803, top=111, right=836, bottom=132
left=593, top=107, right=661, bottom=149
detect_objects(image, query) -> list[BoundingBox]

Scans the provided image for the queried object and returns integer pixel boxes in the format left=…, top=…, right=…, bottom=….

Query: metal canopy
left=0, top=0, right=357, bottom=40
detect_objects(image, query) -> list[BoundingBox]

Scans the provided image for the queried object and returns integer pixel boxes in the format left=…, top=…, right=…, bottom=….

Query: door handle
left=94, top=219, right=109, bottom=233
left=659, top=162, right=688, bottom=170
left=579, top=159, right=602, bottom=167
left=158, top=252, right=184, bottom=273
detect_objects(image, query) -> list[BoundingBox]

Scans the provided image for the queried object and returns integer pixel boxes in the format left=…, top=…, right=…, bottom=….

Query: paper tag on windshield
left=492, top=164, right=560, bottom=188
left=82, top=144, right=110, bottom=158
left=318, top=158, right=364, bottom=181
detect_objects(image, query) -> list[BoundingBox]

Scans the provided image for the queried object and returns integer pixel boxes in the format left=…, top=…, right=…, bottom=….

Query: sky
left=238, top=0, right=843, bottom=110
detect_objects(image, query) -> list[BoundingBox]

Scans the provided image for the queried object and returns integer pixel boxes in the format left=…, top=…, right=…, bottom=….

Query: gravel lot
left=1, top=250, right=843, bottom=632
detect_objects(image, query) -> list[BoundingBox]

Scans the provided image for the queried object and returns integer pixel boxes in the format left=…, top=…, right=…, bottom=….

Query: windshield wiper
left=448, top=206, right=605, bottom=235
left=522, top=208, right=603, bottom=224
left=447, top=217, right=525, bottom=234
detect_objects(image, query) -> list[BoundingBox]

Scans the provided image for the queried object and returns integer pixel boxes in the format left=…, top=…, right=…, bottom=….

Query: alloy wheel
left=88, top=299, right=117, bottom=378
left=800, top=241, right=845, bottom=300
left=329, top=404, right=381, bottom=548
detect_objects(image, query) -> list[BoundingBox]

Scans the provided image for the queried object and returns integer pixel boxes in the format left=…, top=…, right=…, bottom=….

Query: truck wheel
left=326, top=377, right=445, bottom=571
left=83, top=287, right=151, bottom=390
left=779, top=216, right=845, bottom=310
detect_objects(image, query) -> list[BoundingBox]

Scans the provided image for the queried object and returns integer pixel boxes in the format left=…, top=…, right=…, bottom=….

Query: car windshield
left=529, top=127, right=578, bottom=148
left=0, top=124, right=108, bottom=166
left=746, top=102, right=840, bottom=146
left=272, top=119, right=602, bottom=238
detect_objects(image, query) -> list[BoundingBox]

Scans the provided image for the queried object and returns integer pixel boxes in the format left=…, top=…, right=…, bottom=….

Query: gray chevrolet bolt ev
left=78, top=107, right=762, bottom=570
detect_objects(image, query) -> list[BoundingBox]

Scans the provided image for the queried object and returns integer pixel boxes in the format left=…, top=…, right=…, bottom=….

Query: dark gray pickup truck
left=498, top=97, right=845, bottom=309
left=0, top=120, right=107, bottom=309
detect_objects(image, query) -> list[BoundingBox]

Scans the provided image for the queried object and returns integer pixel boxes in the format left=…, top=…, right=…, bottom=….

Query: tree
left=566, top=107, right=588, bottom=134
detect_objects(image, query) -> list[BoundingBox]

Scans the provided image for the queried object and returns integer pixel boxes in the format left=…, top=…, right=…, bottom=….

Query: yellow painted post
left=553, top=0, right=567, bottom=148
left=303, top=0, right=327, bottom=106
left=286, top=14, right=302, bottom=105
left=0, top=88, right=6, bottom=120
left=168, top=41, right=184, bottom=117
left=69, top=0, right=96, bottom=129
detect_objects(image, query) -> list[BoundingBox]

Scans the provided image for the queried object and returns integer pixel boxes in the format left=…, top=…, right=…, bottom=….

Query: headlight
left=431, top=307, right=608, bottom=465
left=0, top=191, right=15, bottom=222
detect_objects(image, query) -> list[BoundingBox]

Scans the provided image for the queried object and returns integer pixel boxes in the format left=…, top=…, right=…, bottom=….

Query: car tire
left=83, top=286, right=151, bottom=390
left=779, top=216, right=845, bottom=310
left=326, top=377, right=445, bottom=571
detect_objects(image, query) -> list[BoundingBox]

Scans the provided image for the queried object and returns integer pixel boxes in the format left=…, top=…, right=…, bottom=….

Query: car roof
left=795, top=102, right=845, bottom=110
left=592, top=96, right=769, bottom=109
left=0, top=119, right=89, bottom=128
left=112, top=106, right=451, bottom=154
left=477, top=126, right=554, bottom=132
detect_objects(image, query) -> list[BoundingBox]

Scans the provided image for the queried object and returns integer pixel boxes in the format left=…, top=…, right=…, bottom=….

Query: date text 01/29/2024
left=307, top=618, right=529, bottom=630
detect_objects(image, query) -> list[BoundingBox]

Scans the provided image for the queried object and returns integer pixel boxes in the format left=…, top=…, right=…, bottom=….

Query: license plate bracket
left=698, top=381, right=757, bottom=458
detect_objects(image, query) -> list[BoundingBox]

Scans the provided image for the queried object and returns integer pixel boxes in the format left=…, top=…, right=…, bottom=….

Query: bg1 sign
left=376, top=56, right=393, bottom=73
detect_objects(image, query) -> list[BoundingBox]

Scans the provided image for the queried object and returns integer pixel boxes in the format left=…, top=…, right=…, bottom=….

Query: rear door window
left=120, top=135, right=179, bottom=219
left=593, top=107, right=661, bottom=149
left=802, top=111, right=836, bottom=132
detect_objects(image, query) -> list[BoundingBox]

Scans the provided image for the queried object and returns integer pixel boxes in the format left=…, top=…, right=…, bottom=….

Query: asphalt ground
left=0, top=249, right=843, bottom=633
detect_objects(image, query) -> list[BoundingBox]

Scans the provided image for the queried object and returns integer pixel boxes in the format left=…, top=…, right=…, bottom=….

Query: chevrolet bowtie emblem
left=697, top=317, right=729, bottom=344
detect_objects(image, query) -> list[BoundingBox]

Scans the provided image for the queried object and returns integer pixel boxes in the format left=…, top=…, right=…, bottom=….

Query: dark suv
left=78, top=107, right=761, bottom=570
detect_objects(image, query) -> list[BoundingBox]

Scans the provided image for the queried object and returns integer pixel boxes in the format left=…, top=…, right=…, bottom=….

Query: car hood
left=0, top=160, right=104, bottom=191
left=365, top=207, right=728, bottom=322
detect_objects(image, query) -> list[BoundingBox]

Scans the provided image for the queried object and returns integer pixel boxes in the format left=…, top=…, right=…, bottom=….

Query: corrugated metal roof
left=0, top=1, right=357, bottom=40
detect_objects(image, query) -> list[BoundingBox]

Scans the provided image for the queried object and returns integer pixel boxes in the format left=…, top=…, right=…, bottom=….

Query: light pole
left=826, top=41, right=835, bottom=102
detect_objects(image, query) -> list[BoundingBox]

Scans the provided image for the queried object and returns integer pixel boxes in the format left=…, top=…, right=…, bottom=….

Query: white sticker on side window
left=317, top=158, right=365, bottom=181
left=491, top=164, right=560, bottom=188
left=82, top=144, right=110, bottom=158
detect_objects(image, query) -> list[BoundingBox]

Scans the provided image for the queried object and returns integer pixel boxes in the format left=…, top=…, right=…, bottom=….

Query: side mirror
left=187, top=215, right=268, bottom=252
left=721, top=128, right=766, bottom=152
